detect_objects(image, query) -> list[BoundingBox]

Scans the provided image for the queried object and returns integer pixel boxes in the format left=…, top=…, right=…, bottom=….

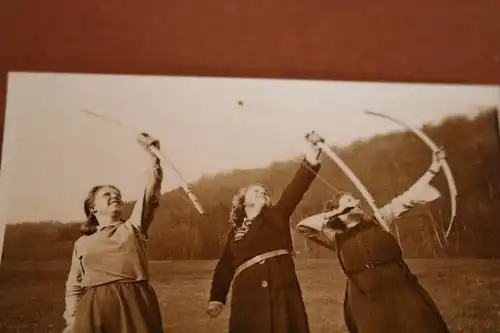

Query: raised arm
left=296, top=212, right=337, bottom=250
left=63, top=246, right=84, bottom=332
left=379, top=149, right=446, bottom=225
left=274, top=131, right=323, bottom=219
left=127, top=134, right=163, bottom=233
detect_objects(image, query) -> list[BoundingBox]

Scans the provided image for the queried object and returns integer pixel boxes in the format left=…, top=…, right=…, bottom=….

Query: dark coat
left=209, top=159, right=320, bottom=333
left=335, top=218, right=450, bottom=333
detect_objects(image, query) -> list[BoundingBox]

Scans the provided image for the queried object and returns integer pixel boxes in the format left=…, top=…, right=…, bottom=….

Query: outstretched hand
left=431, top=147, right=447, bottom=172
left=137, top=132, right=160, bottom=151
left=305, top=130, right=325, bottom=146
left=304, top=131, right=324, bottom=165
left=433, top=147, right=446, bottom=162
left=137, top=133, right=161, bottom=164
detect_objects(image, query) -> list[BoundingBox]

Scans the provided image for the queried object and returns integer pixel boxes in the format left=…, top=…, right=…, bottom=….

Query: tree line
left=2, top=108, right=500, bottom=262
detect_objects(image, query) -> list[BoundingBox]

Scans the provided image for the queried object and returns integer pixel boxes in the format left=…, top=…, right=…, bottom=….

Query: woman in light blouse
left=296, top=149, right=450, bottom=333
left=63, top=133, right=164, bottom=333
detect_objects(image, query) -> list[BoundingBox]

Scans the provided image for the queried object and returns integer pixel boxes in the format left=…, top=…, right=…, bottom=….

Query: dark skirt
left=344, top=262, right=450, bottom=333
left=228, top=257, right=310, bottom=333
left=73, top=281, right=164, bottom=333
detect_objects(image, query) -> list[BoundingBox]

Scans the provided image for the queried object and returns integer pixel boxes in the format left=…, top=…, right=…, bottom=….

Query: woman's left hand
left=430, top=147, right=446, bottom=171
left=137, top=133, right=161, bottom=168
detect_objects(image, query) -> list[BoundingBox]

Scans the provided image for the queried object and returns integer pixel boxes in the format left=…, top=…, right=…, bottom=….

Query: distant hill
left=3, top=108, right=500, bottom=262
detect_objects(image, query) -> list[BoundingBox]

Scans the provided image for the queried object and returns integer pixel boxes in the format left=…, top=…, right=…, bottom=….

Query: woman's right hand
left=137, top=133, right=161, bottom=167
left=206, top=301, right=224, bottom=318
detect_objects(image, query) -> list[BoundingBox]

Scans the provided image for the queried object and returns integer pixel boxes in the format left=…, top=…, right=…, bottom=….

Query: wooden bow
left=306, top=134, right=391, bottom=233
left=364, top=110, right=457, bottom=239
left=80, top=109, right=206, bottom=216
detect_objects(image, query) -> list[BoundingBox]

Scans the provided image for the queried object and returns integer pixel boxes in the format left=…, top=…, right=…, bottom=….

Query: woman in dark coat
left=206, top=131, right=324, bottom=333
left=296, top=148, right=450, bottom=333
left=62, top=133, right=164, bottom=333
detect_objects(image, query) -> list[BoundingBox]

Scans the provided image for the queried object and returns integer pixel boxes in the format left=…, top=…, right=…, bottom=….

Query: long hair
left=228, top=183, right=270, bottom=229
left=81, top=185, right=121, bottom=236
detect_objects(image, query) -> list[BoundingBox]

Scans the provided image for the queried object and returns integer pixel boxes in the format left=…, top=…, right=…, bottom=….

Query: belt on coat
left=344, top=258, right=404, bottom=275
left=234, top=249, right=290, bottom=278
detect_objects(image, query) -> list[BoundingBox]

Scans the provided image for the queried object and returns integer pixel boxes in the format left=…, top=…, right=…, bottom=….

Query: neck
left=245, top=205, right=263, bottom=220
left=95, top=214, right=121, bottom=226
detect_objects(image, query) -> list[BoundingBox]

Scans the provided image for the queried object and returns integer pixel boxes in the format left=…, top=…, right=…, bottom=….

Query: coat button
left=261, top=280, right=268, bottom=288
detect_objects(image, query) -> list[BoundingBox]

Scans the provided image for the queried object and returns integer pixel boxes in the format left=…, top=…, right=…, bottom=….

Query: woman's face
left=244, top=185, right=271, bottom=209
left=92, top=186, right=124, bottom=220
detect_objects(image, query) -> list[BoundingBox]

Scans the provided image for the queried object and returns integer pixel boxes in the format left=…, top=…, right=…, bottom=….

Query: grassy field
left=1, top=258, right=500, bottom=332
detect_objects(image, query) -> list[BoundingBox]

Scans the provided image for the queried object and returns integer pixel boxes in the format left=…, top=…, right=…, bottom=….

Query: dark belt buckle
left=365, top=262, right=374, bottom=269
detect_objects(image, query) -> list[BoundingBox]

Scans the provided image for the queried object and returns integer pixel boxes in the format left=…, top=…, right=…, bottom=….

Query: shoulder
left=75, top=234, right=88, bottom=244
left=73, top=235, right=89, bottom=254
left=120, top=219, right=149, bottom=241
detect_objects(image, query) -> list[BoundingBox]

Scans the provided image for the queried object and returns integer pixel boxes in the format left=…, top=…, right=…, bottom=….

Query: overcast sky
left=0, top=72, right=498, bottom=228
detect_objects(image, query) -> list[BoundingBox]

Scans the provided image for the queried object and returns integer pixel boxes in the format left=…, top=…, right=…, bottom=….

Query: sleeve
left=127, top=157, right=163, bottom=233
left=209, top=234, right=236, bottom=305
left=274, top=159, right=321, bottom=220
left=379, top=168, right=441, bottom=225
left=63, top=246, right=84, bottom=329
left=296, top=213, right=337, bottom=250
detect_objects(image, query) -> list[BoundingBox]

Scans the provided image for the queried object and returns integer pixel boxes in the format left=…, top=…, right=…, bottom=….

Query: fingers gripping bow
left=364, top=110, right=457, bottom=239
left=80, top=109, right=206, bottom=216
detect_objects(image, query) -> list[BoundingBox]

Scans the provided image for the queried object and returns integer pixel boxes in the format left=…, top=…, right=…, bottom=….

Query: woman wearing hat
left=206, top=131, right=324, bottom=333
left=62, top=133, right=165, bottom=333
left=296, top=148, right=450, bottom=333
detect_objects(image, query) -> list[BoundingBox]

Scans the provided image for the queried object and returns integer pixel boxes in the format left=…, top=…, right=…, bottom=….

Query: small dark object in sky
left=237, top=100, right=244, bottom=106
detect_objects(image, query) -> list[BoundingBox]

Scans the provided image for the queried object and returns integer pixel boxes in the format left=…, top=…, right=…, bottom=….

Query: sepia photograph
left=0, top=71, right=499, bottom=333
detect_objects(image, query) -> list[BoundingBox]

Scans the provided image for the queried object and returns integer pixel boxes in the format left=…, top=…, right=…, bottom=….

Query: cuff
left=428, top=168, right=439, bottom=175
left=302, top=157, right=321, bottom=170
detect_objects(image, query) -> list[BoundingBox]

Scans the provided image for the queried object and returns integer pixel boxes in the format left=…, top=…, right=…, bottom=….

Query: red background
left=1, top=0, right=499, bottom=159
